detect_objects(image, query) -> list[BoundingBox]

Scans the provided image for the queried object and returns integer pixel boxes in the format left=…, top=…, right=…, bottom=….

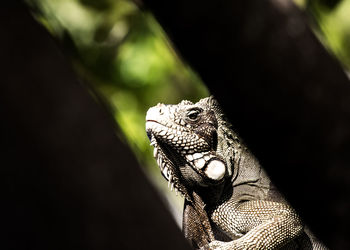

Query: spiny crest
left=196, top=96, right=224, bottom=120
left=179, top=100, right=194, bottom=106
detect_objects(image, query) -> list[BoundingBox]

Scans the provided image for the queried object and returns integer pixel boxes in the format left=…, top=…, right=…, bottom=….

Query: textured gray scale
left=145, top=96, right=328, bottom=249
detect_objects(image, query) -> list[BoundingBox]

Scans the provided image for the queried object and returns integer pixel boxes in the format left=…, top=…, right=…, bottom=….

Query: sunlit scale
left=184, top=152, right=226, bottom=180
left=205, top=160, right=226, bottom=180
left=152, top=141, right=226, bottom=182
left=146, top=120, right=207, bottom=154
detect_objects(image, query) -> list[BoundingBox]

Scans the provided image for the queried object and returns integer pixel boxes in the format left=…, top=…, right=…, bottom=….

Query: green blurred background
left=24, top=0, right=350, bottom=220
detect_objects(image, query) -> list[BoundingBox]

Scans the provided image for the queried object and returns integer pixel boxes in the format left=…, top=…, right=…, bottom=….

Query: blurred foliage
left=25, top=0, right=208, bottom=171
left=24, top=0, right=350, bottom=218
left=299, top=0, right=350, bottom=70
left=25, top=0, right=208, bottom=217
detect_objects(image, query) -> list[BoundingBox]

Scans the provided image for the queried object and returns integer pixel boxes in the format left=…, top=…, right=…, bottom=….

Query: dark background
left=1, top=0, right=350, bottom=249
left=141, top=0, right=350, bottom=249
left=0, top=2, right=190, bottom=250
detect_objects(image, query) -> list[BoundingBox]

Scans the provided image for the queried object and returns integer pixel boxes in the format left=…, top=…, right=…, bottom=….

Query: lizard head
left=146, top=96, right=230, bottom=200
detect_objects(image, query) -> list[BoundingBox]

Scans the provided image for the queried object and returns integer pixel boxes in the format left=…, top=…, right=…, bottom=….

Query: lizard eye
left=186, top=108, right=202, bottom=121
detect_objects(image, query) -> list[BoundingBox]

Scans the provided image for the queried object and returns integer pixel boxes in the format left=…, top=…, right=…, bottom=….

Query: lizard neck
left=191, top=179, right=227, bottom=206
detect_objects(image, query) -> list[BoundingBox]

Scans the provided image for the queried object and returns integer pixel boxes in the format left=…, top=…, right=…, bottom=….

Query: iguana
left=145, top=96, right=327, bottom=249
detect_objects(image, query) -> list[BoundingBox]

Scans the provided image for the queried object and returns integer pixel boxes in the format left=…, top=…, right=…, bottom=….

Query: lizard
left=145, top=96, right=327, bottom=249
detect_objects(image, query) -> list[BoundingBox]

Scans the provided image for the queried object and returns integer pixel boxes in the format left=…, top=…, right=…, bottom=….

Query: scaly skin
left=146, top=96, right=327, bottom=249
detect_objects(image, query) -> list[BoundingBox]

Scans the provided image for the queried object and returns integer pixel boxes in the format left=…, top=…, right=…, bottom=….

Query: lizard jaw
left=150, top=136, right=190, bottom=199
left=184, top=152, right=226, bottom=181
left=147, top=119, right=226, bottom=189
left=149, top=128, right=225, bottom=188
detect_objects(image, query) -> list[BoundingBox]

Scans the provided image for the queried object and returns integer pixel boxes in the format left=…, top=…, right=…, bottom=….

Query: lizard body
left=145, top=96, right=327, bottom=249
